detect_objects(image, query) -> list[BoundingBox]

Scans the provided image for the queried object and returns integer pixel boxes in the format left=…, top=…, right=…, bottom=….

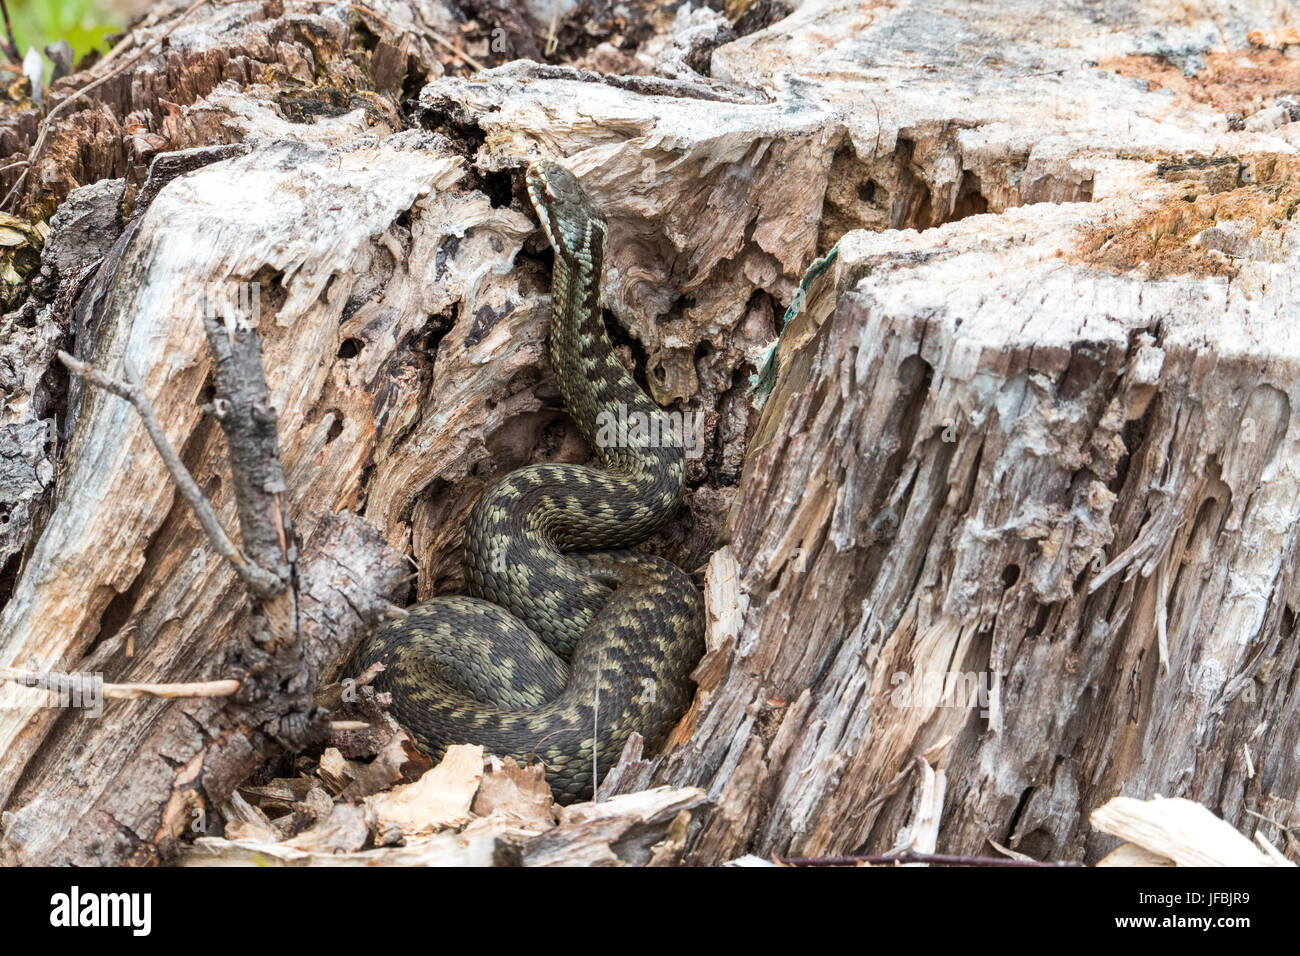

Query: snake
left=357, top=160, right=705, bottom=803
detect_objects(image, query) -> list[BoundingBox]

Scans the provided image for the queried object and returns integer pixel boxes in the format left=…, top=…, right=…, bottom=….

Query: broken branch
left=56, top=349, right=283, bottom=598
left=0, top=667, right=240, bottom=700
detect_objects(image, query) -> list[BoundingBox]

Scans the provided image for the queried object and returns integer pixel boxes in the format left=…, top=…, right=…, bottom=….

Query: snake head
left=526, top=160, right=608, bottom=270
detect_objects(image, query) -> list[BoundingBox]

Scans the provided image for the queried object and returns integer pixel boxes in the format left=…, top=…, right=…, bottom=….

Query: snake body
left=358, top=161, right=704, bottom=803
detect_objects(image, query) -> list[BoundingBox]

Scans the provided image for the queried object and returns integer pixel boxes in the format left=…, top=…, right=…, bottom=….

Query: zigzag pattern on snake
left=357, top=160, right=705, bottom=803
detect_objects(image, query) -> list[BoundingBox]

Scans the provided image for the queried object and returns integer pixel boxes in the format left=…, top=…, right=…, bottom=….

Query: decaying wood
left=3, top=0, right=1300, bottom=866
left=5, top=206, right=324, bottom=862
left=177, top=743, right=707, bottom=866
left=1092, top=796, right=1293, bottom=867
left=578, top=1, right=1300, bottom=865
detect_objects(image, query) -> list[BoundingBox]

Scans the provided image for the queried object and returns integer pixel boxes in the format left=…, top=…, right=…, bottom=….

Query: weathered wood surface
left=2, top=0, right=1300, bottom=864
left=596, top=2, right=1300, bottom=863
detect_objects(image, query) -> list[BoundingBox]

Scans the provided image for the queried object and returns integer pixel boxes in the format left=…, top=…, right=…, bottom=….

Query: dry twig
left=0, top=667, right=240, bottom=699
left=777, top=850, right=1084, bottom=867
left=57, top=350, right=283, bottom=597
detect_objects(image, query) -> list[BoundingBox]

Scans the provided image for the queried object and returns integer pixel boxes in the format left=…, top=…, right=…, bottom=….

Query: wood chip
left=471, top=756, right=556, bottom=831
left=317, top=747, right=358, bottom=794
left=337, top=729, right=433, bottom=802
left=223, top=819, right=279, bottom=843
left=1091, top=796, right=1294, bottom=867
left=366, top=743, right=484, bottom=840
left=283, top=803, right=369, bottom=854
left=526, top=787, right=709, bottom=866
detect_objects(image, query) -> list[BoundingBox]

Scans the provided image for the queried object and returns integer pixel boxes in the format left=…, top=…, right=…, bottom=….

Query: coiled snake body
left=358, top=161, right=704, bottom=803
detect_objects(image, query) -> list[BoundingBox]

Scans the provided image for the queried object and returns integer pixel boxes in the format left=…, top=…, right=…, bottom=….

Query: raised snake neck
left=357, top=160, right=704, bottom=803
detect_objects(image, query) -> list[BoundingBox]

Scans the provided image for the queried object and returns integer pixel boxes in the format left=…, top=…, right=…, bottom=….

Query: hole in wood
left=325, top=410, right=344, bottom=444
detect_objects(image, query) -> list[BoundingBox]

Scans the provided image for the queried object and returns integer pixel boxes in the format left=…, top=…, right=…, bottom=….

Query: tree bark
left=2, top=0, right=1300, bottom=865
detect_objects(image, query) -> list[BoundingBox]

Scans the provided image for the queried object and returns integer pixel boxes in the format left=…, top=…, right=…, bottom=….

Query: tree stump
left=1, top=0, right=1298, bottom=864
